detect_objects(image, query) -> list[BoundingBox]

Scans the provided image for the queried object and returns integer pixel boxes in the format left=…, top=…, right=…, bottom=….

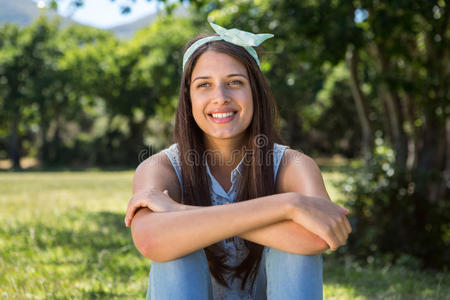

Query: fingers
left=124, top=196, right=147, bottom=227
left=324, top=214, right=352, bottom=251
left=338, top=205, right=349, bottom=214
left=323, top=228, right=339, bottom=251
left=124, top=201, right=140, bottom=227
left=332, top=225, right=347, bottom=250
left=305, top=200, right=352, bottom=252
left=334, top=206, right=352, bottom=246
left=124, top=201, right=134, bottom=227
left=124, top=189, right=169, bottom=227
left=337, top=211, right=352, bottom=247
left=335, top=220, right=348, bottom=247
left=335, top=215, right=352, bottom=249
left=343, top=215, right=352, bottom=234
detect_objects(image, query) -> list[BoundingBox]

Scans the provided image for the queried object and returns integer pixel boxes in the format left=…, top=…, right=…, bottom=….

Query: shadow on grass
left=322, top=254, right=447, bottom=299
left=1, top=210, right=149, bottom=285
left=0, top=165, right=134, bottom=173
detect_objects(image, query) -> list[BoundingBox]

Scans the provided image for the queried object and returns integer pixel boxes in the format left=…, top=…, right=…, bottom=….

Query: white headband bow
left=182, top=22, right=274, bottom=71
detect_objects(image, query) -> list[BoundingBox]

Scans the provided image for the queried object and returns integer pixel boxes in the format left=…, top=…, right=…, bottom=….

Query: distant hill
left=0, top=0, right=40, bottom=26
left=107, top=12, right=159, bottom=39
left=107, top=5, right=190, bottom=39
left=0, top=0, right=190, bottom=39
left=0, top=0, right=75, bottom=27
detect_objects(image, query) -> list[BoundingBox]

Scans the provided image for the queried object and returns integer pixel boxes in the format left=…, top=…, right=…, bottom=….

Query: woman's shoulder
left=281, top=147, right=315, bottom=167
left=134, top=144, right=179, bottom=183
left=279, top=147, right=321, bottom=179
left=134, top=150, right=174, bottom=185
left=275, top=147, right=330, bottom=199
left=137, top=143, right=178, bottom=171
left=133, top=145, right=182, bottom=201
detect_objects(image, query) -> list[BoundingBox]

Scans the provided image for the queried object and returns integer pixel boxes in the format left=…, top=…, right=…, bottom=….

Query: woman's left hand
left=124, top=188, right=184, bottom=227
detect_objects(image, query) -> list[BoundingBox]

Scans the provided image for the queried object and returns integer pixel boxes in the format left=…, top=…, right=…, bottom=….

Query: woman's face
left=189, top=50, right=253, bottom=143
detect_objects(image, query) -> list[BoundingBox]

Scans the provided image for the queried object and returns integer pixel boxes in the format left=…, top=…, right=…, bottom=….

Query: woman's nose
left=212, top=85, right=230, bottom=104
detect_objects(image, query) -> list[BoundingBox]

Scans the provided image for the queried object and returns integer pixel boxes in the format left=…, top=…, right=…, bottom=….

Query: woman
left=124, top=22, right=351, bottom=300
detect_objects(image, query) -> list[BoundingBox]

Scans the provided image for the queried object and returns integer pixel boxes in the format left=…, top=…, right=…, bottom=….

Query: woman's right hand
left=124, top=188, right=184, bottom=227
left=288, top=193, right=352, bottom=251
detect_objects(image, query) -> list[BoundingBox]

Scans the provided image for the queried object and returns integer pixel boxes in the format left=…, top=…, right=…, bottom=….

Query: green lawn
left=0, top=170, right=447, bottom=299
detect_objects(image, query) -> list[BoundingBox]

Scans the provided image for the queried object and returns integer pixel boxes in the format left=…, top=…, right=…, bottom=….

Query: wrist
left=285, top=192, right=304, bottom=220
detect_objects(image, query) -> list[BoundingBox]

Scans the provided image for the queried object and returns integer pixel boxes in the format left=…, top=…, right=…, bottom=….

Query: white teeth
left=211, top=112, right=235, bottom=118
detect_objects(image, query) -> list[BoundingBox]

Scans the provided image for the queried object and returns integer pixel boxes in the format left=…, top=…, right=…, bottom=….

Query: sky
left=33, top=0, right=160, bottom=29
left=31, top=1, right=367, bottom=29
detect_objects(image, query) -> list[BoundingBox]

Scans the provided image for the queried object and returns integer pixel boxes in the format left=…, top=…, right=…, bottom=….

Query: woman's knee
left=265, top=248, right=323, bottom=300
left=147, top=249, right=213, bottom=300
left=150, top=248, right=210, bottom=280
left=266, top=248, right=323, bottom=269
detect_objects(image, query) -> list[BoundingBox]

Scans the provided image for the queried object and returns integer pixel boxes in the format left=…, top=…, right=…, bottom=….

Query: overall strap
left=273, top=143, right=290, bottom=182
left=162, top=144, right=183, bottom=194
left=162, top=143, right=290, bottom=198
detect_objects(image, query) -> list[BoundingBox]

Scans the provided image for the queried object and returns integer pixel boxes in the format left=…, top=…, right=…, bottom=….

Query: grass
left=0, top=168, right=448, bottom=299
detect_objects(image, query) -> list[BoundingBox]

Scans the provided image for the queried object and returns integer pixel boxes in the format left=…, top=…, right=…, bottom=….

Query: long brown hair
left=174, top=33, right=284, bottom=291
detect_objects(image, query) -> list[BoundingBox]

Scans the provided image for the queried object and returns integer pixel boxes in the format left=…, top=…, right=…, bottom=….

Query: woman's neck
left=203, top=134, right=246, bottom=169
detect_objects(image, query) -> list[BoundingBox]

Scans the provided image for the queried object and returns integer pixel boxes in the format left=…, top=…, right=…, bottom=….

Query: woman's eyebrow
left=192, top=76, right=210, bottom=83
left=192, top=73, right=248, bottom=83
left=227, top=73, right=248, bottom=79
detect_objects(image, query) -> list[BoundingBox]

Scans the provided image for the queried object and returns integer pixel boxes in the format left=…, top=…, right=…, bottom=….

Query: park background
left=0, top=0, right=448, bottom=298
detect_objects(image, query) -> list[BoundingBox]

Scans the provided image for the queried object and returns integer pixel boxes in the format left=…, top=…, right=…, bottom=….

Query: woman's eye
left=198, top=82, right=210, bottom=88
left=229, top=80, right=243, bottom=86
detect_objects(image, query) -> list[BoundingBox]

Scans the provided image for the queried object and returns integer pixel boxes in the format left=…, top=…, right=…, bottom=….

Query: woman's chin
left=206, top=130, right=245, bottom=141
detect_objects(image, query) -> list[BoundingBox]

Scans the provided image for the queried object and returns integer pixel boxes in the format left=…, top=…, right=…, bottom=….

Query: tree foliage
left=0, top=15, right=195, bottom=167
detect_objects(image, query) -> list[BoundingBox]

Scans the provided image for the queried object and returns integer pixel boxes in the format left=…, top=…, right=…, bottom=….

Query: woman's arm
left=177, top=204, right=328, bottom=255
left=129, top=151, right=296, bottom=262
left=129, top=150, right=350, bottom=261
left=132, top=193, right=296, bottom=262
left=235, top=149, right=348, bottom=254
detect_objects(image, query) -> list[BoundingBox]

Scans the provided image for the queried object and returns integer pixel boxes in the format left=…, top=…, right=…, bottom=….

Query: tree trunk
left=369, top=42, right=408, bottom=169
left=50, top=119, right=62, bottom=163
left=285, top=111, right=303, bottom=150
left=9, top=111, right=21, bottom=170
left=444, top=116, right=450, bottom=199
left=39, top=119, right=49, bottom=166
left=346, top=44, right=373, bottom=163
left=412, top=104, right=446, bottom=264
left=128, top=117, right=148, bottom=165
left=402, top=88, right=419, bottom=172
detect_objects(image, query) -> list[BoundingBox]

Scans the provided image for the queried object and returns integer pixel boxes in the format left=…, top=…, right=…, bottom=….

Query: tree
left=0, top=23, right=30, bottom=169
left=62, top=16, right=195, bottom=165
left=189, top=0, right=449, bottom=269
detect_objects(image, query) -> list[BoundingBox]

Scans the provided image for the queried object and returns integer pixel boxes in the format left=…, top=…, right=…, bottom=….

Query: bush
left=338, top=140, right=449, bottom=271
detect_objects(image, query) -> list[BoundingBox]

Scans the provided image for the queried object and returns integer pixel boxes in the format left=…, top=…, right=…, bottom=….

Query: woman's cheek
left=191, top=103, right=210, bottom=132
left=191, top=108, right=204, bottom=127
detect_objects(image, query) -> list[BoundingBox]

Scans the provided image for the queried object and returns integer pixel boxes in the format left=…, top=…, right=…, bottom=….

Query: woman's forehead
left=191, top=51, right=248, bottom=78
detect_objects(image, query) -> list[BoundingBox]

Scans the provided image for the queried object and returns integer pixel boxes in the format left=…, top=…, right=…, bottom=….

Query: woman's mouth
left=208, top=111, right=237, bottom=123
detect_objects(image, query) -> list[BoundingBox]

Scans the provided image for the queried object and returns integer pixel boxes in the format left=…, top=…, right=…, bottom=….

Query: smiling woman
left=124, top=22, right=351, bottom=300
left=190, top=51, right=253, bottom=141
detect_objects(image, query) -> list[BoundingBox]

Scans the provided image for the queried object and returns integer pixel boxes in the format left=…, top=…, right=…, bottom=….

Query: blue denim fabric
left=146, top=247, right=323, bottom=299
